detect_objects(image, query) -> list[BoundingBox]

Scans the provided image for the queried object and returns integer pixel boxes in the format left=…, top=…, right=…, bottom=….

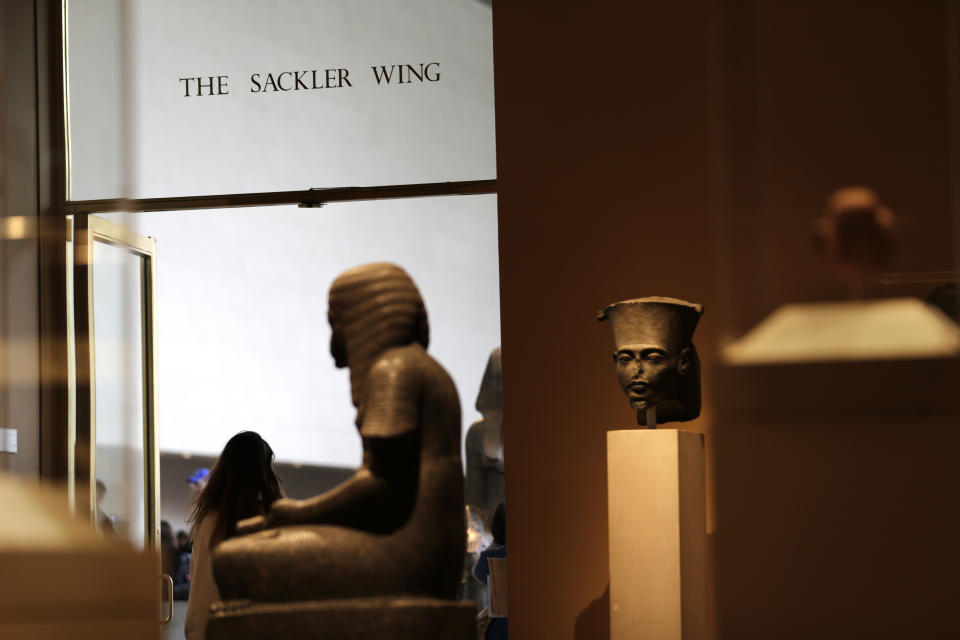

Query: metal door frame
left=73, top=213, right=160, bottom=548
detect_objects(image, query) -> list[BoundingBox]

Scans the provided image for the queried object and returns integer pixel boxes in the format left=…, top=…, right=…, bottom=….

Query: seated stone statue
left=212, top=263, right=465, bottom=604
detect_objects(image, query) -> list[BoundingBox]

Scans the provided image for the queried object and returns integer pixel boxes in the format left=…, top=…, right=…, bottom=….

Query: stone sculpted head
left=328, top=262, right=429, bottom=406
left=598, top=297, right=703, bottom=426
left=815, top=186, right=896, bottom=287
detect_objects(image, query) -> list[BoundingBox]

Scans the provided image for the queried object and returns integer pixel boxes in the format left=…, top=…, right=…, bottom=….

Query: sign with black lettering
left=67, top=0, right=494, bottom=199
left=177, top=63, right=443, bottom=98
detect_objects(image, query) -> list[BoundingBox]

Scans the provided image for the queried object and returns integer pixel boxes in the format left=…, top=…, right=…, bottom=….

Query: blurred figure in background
left=160, top=521, right=191, bottom=599
left=161, top=524, right=192, bottom=600
left=160, top=520, right=177, bottom=575
left=460, top=504, right=494, bottom=606
left=187, top=467, right=210, bottom=495
left=184, top=432, right=283, bottom=640
left=473, top=503, right=507, bottom=640
left=176, top=529, right=191, bottom=552
left=95, top=479, right=118, bottom=538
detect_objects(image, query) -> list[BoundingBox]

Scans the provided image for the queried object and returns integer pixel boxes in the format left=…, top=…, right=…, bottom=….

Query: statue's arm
left=239, top=353, right=420, bottom=535
left=262, top=435, right=418, bottom=531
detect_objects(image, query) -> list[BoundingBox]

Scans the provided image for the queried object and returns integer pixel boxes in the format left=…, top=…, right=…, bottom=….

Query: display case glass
left=710, top=6, right=960, bottom=635
left=713, top=1, right=960, bottom=352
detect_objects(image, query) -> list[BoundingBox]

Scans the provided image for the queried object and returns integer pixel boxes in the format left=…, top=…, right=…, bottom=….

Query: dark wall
left=719, top=0, right=958, bottom=334
left=494, top=1, right=957, bottom=638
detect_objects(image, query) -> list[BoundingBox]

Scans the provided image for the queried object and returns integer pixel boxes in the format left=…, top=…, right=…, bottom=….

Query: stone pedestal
left=607, top=429, right=707, bottom=640
left=206, top=597, right=476, bottom=640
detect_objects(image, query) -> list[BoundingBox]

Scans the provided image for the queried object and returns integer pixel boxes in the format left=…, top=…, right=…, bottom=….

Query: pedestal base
left=607, top=429, right=707, bottom=640
left=206, top=597, right=476, bottom=640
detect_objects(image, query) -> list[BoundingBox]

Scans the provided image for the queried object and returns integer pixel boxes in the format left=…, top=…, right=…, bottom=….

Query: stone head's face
left=614, top=343, right=690, bottom=411
left=599, top=297, right=703, bottom=424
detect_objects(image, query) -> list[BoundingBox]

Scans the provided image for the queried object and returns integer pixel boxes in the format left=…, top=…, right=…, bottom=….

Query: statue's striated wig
left=329, top=263, right=429, bottom=407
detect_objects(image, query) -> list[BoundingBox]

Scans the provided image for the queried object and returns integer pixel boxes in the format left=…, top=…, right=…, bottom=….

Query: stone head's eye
left=617, top=353, right=633, bottom=365
left=644, top=352, right=666, bottom=364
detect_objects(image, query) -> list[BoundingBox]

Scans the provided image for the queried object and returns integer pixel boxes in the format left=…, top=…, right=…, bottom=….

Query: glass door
left=73, top=214, right=160, bottom=550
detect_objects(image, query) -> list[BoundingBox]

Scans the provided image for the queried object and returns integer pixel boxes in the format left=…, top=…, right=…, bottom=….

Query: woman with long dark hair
left=184, top=431, right=283, bottom=640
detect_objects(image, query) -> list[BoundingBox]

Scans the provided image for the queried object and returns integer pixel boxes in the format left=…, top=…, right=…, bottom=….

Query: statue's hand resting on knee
left=236, top=498, right=306, bottom=535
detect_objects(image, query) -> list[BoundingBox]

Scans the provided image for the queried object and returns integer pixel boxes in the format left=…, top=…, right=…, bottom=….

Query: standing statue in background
left=465, top=347, right=504, bottom=524
left=598, top=297, right=703, bottom=428
left=211, top=262, right=465, bottom=606
left=462, top=347, right=504, bottom=608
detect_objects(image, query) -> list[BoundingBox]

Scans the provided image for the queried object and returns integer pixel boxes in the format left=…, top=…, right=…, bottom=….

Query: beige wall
left=494, top=4, right=720, bottom=638
left=494, top=1, right=957, bottom=638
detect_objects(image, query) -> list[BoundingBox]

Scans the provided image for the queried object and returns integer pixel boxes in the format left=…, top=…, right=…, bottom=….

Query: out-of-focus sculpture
left=598, top=297, right=704, bottom=427
left=814, top=186, right=896, bottom=297
left=714, top=186, right=960, bottom=638
left=0, top=473, right=159, bottom=637
left=926, top=283, right=958, bottom=324
left=207, top=262, right=472, bottom=639
left=465, top=347, right=503, bottom=523
left=726, top=187, right=960, bottom=364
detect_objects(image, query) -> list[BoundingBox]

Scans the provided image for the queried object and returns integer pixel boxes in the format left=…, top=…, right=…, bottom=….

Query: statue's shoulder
left=370, top=344, right=427, bottom=377
left=366, top=344, right=446, bottom=391
left=368, top=344, right=456, bottom=406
